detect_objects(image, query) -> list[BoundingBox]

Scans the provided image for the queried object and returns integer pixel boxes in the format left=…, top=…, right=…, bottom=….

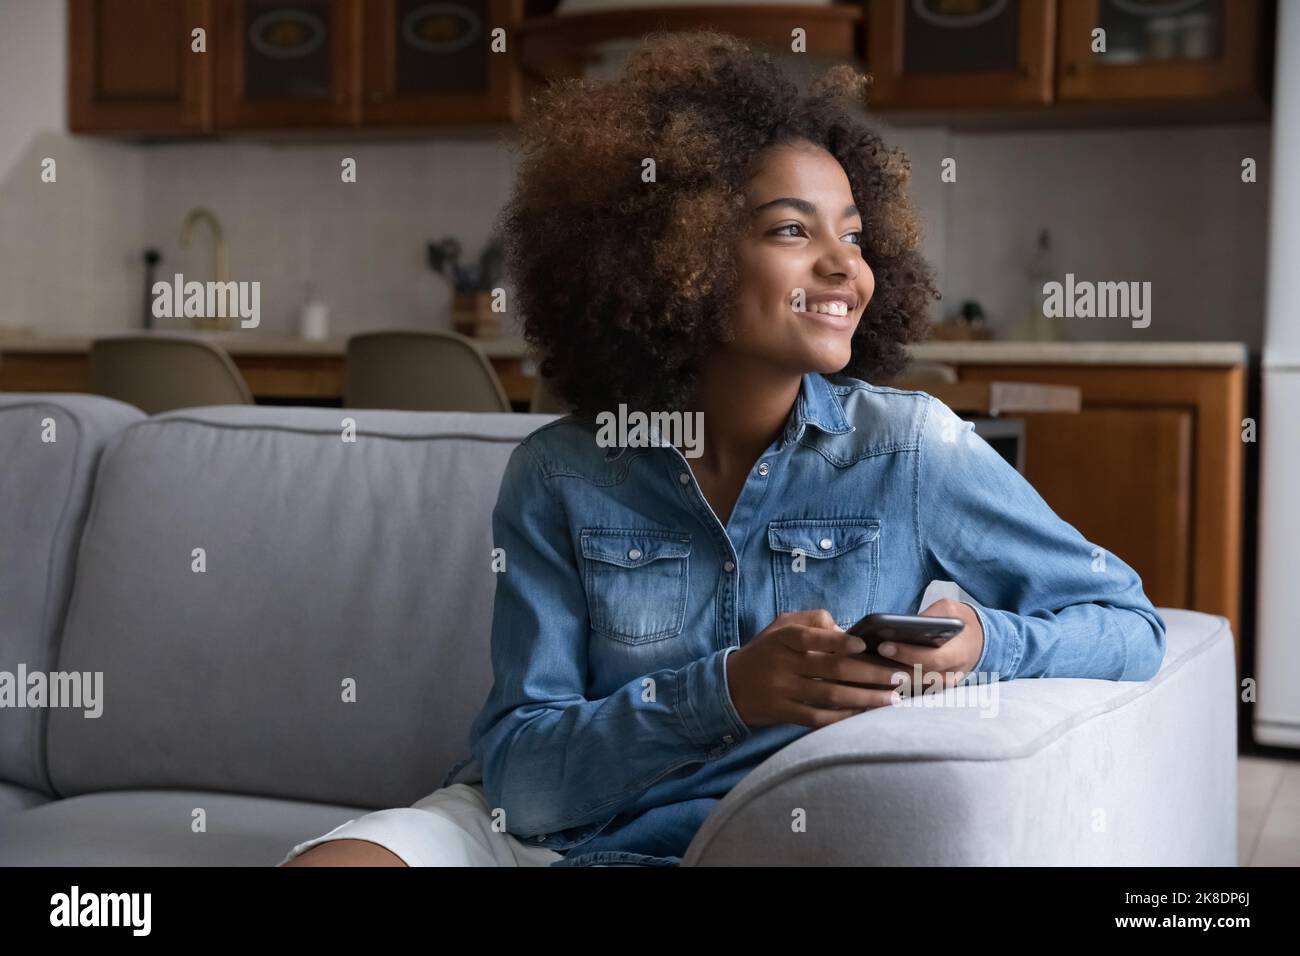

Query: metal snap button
left=627, top=548, right=642, bottom=561
left=819, top=537, right=833, bottom=550
left=757, top=461, right=770, bottom=476
left=678, top=472, right=690, bottom=484
left=723, top=735, right=734, bottom=744
left=723, top=560, right=735, bottom=572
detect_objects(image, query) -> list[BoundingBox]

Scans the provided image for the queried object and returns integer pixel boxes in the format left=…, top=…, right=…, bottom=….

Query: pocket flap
left=767, top=519, right=880, bottom=559
left=580, top=529, right=692, bottom=568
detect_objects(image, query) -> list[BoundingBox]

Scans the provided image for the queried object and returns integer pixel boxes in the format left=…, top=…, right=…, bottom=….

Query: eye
left=770, top=223, right=864, bottom=246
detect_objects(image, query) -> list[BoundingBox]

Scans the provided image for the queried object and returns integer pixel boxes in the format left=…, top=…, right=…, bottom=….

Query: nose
left=816, top=241, right=860, bottom=281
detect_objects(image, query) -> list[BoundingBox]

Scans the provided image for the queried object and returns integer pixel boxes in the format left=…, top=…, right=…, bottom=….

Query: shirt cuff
left=677, top=646, right=749, bottom=752
left=958, top=601, right=1015, bottom=685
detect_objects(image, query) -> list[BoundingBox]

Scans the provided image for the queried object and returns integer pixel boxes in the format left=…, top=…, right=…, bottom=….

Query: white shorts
left=277, top=783, right=565, bottom=867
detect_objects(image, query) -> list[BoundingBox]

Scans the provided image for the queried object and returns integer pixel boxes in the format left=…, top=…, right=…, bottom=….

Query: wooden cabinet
left=1057, top=0, right=1263, bottom=102
left=213, top=0, right=361, bottom=128
left=910, top=359, right=1246, bottom=669
left=867, top=0, right=1269, bottom=110
left=1016, top=405, right=1193, bottom=612
left=868, top=0, right=1058, bottom=107
left=69, top=0, right=213, bottom=133
left=68, top=0, right=522, bottom=133
left=362, top=0, right=522, bottom=125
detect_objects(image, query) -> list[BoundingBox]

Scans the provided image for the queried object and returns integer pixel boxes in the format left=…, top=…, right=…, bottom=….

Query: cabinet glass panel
left=394, top=0, right=489, bottom=96
left=243, top=0, right=333, bottom=99
left=902, top=0, right=1020, bottom=75
left=1095, top=0, right=1222, bottom=65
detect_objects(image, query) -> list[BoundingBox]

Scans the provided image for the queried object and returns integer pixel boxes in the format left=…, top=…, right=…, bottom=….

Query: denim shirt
left=441, top=372, right=1167, bottom=866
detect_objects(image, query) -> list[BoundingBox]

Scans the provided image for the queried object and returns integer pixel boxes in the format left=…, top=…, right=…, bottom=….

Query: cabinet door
left=1018, top=407, right=1193, bottom=614
left=69, top=0, right=213, bottom=133
left=1057, top=0, right=1262, bottom=101
left=867, top=0, right=1057, bottom=108
left=361, top=0, right=522, bottom=125
left=214, top=0, right=361, bottom=127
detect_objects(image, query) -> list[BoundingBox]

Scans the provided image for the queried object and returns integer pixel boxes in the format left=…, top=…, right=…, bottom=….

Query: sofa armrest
left=682, top=609, right=1236, bottom=866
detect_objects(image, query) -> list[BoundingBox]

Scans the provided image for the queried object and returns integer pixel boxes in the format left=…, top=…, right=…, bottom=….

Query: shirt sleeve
left=916, top=394, right=1167, bottom=683
left=468, top=441, right=750, bottom=838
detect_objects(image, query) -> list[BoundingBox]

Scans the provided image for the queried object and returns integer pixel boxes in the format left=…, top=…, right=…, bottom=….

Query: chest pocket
left=579, top=529, right=692, bottom=645
left=768, top=518, right=881, bottom=629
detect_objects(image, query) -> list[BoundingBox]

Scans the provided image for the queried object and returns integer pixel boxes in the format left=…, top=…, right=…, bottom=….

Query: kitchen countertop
left=0, top=331, right=1248, bottom=366
left=910, top=340, right=1248, bottom=366
left=0, top=330, right=533, bottom=360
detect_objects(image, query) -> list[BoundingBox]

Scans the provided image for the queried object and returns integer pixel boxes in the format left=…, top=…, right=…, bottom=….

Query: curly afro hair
left=495, top=29, right=940, bottom=419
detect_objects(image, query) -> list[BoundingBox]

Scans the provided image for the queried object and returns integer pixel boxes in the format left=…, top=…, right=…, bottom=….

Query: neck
left=690, top=355, right=804, bottom=473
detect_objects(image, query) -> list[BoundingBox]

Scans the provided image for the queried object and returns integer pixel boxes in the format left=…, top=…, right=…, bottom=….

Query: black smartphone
left=846, top=612, right=965, bottom=655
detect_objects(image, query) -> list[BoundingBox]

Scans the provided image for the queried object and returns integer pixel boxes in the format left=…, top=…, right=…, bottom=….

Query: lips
left=791, top=288, right=860, bottom=329
left=802, top=288, right=860, bottom=311
left=798, top=306, right=857, bottom=331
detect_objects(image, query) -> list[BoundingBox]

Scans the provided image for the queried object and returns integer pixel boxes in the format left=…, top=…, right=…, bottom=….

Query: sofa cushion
left=0, top=394, right=145, bottom=794
left=47, top=405, right=556, bottom=810
left=0, top=780, right=52, bottom=820
left=0, top=789, right=369, bottom=866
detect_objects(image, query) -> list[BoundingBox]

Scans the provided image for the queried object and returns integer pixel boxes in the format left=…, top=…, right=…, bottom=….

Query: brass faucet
left=180, top=207, right=231, bottom=331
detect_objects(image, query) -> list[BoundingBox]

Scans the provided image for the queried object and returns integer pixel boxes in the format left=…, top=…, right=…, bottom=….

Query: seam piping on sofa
left=1, top=401, right=91, bottom=797
left=125, top=416, right=538, bottom=444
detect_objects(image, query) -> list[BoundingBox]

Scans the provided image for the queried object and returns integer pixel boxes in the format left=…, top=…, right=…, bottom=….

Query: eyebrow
left=751, top=198, right=861, bottom=220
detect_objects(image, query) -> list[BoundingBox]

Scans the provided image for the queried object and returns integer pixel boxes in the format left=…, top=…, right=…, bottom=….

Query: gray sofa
left=0, top=393, right=1238, bottom=865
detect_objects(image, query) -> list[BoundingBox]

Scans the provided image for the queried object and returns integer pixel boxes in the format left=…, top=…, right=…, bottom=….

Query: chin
left=802, top=344, right=854, bottom=375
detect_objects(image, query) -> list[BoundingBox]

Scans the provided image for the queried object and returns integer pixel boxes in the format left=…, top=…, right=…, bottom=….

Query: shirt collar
left=596, top=373, right=853, bottom=460
left=779, top=373, right=855, bottom=448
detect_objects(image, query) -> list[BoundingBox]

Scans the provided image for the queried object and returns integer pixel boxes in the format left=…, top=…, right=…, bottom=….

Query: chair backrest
left=345, top=330, right=511, bottom=412
left=89, top=334, right=253, bottom=415
left=892, top=361, right=959, bottom=386
left=528, top=375, right=572, bottom=415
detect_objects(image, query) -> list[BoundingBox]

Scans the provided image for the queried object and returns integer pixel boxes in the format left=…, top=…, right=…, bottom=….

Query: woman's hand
left=874, top=598, right=986, bottom=692
left=725, top=609, right=907, bottom=730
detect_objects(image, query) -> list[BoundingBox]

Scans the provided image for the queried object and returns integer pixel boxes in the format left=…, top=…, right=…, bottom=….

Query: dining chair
left=889, top=361, right=959, bottom=386
left=89, top=333, right=254, bottom=415
left=528, top=374, right=572, bottom=415
left=344, top=330, right=512, bottom=412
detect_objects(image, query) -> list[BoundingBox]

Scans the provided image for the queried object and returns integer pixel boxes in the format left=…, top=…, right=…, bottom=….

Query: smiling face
left=724, top=140, right=876, bottom=376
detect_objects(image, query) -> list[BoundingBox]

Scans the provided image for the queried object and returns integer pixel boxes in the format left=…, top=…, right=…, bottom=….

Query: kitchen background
left=1, top=0, right=1296, bottom=865
left=0, top=0, right=1272, bottom=344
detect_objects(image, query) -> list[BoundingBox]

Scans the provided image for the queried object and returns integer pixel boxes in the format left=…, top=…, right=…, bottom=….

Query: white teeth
left=803, top=301, right=850, bottom=316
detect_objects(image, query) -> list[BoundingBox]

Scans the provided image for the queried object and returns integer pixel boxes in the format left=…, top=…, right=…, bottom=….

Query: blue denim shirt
left=442, top=372, right=1167, bottom=866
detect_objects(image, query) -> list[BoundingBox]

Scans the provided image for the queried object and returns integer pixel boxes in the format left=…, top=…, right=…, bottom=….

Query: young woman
left=281, top=30, right=1166, bottom=868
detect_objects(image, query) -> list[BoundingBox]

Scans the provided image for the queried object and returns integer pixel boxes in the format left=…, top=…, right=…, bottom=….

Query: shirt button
left=627, top=548, right=642, bottom=560
left=678, top=472, right=690, bottom=485
left=757, top=462, right=770, bottom=476
left=819, top=537, right=833, bottom=550
left=723, top=560, right=735, bottom=573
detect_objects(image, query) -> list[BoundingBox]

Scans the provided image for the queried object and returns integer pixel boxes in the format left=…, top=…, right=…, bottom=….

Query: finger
left=819, top=680, right=902, bottom=694
left=919, top=598, right=964, bottom=618
left=779, top=700, right=868, bottom=729
left=856, top=651, right=906, bottom=668
left=797, top=653, right=909, bottom=687
left=774, top=609, right=840, bottom=631
left=791, top=676, right=899, bottom=711
left=777, top=625, right=866, bottom=656
left=874, top=641, right=951, bottom=666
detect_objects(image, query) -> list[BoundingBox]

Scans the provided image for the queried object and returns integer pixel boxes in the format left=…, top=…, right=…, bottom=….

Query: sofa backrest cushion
left=0, top=394, right=145, bottom=794
left=47, top=405, right=557, bottom=809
